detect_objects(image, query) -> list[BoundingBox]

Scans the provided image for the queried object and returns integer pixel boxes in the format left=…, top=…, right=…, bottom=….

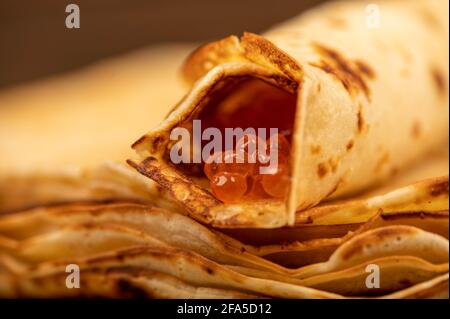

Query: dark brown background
left=0, top=0, right=327, bottom=89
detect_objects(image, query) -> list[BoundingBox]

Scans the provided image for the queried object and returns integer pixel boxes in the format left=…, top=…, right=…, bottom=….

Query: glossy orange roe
left=204, top=133, right=291, bottom=203
left=267, top=133, right=291, bottom=160
left=204, top=150, right=256, bottom=180
left=246, top=175, right=269, bottom=200
left=236, top=133, right=263, bottom=163
left=211, top=172, right=248, bottom=203
left=261, top=163, right=290, bottom=198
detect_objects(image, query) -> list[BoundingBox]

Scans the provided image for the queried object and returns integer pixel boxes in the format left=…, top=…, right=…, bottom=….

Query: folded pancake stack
left=0, top=0, right=448, bottom=299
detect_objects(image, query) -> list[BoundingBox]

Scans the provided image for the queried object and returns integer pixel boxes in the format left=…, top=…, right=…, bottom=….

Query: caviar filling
left=175, top=78, right=297, bottom=203
left=166, top=78, right=297, bottom=203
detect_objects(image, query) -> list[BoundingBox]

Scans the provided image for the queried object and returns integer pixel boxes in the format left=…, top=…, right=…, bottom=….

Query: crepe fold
left=130, top=0, right=449, bottom=228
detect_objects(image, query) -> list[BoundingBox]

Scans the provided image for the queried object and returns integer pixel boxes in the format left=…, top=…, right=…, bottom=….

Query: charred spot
left=115, top=252, right=127, bottom=262
left=398, top=279, right=412, bottom=287
left=429, top=180, right=449, bottom=197
left=312, top=44, right=372, bottom=99
left=314, top=45, right=341, bottom=63
left=310, top=144, right=322, bottom=155
left=311, top=60, right=334, bottom=74
left=357, top=104, right=365, bottom=133
left=139, top=157, right=158, bottom=168
left=430, top=68, right=447, bottom=97
left=116, top=279, right=149, bottom=298
left=304, top=215, right=314, bottom=224
left=310, top=60, right=354, bottom=93
left=241, top=32, right=302, bottom=81
left=411, top=121, right=422, bottom=139
left=131, top=135, right=148, bottom=149
left=128, top=157, right=221, bottom=222
left=317, top=163, right=328, bottom=178
left=380, top=210, right=448, bottom=221
left=152, top=135, right=164, bottom=148
left=354, top=61, right=376, bottom=79
left=269, top=74, right=299, bottom=93
left=346, top=140, right=355, bottom=151
left=202, top=265, right=215, bottom=275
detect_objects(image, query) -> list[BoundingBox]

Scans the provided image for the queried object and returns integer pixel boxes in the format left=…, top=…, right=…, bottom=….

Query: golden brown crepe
left=0, top=0, right=448, bottom=300
left=0, top=45, right=192, bottom=213
left=130, top=0, right=449, bottom=228
left=0, top=202, right=448, bottom=298
left=0, top=266, right=261, bottom=299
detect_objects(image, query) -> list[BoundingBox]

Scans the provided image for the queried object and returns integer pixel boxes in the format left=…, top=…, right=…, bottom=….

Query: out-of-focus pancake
left=0, top=44, right=192, bottom=174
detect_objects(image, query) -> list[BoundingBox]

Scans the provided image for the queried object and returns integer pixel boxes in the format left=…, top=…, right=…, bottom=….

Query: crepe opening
left=130, top=61, right=303, bottom=228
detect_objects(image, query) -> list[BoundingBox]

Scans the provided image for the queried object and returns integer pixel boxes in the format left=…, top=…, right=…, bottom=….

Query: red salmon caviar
left=204, top=150, right=255, bottom=180
left=236, top=133, right=264, bottom=163
left=246, top=175, right=269, bottom=199
left=203, top=132, right=292, bottom=203
left=261, top=163, right=290, bottom=198
left=204, top=152, right=223, bottom=180
left=211, top=172, right=248, bottom=203
left=267, top=134, right=291, bottom=160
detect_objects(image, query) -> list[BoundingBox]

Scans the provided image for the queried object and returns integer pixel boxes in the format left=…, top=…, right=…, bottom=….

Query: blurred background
left=0, top=0, right=327, bottom=89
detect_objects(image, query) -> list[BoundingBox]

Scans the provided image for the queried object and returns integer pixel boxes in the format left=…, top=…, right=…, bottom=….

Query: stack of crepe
left=0, top=0, right=448, bottom=298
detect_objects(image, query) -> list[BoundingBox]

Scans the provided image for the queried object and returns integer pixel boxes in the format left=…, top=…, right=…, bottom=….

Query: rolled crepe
left=130, top=0, right=449, bottom=228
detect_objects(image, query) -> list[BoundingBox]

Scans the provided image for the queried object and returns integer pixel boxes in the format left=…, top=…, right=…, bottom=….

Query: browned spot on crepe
left=201, top=264, right=215, bottom=275
left=357, top=104, right=365, bottom=133
left=311, top=44, right=374, bottom=99
left=429, top=180, right=449, bottom=197
left=398, top=279, right=412, bottom=287
left=430, top=67, right=447, bottom=97
left=346, top=139, right=355, bottom=151
left=390, top=166, right=400, bottom=177
left=310, top=144, right=322, bottom=155
left=317, top=163, right=328, bottom=178
left=411, top=121, right=422, bottom=139
left=116, top=279, right=152, bottom=298
left=354, top=60, right=376, bottom=79
left=380, top=210, right=449, bottom=222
